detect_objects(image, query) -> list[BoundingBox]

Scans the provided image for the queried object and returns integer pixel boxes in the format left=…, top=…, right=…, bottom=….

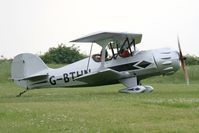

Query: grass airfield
left=1, top=83, right=199, bottom=133
left=1, top=61, right=199, bottom=132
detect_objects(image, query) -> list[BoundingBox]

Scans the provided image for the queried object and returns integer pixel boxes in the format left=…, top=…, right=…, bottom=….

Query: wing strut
left=126, top=38, right=135, bottom=55
left=119, top=37, right=135, bottom=56
left=109, top=42, right=116, bottom=59
left=87, top=43, right=93, bottom=71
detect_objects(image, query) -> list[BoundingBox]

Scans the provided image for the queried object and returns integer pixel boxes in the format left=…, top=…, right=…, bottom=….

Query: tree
left=185, top=54, right=199, bottom=65
left=40, top=44, right=86, bottom=64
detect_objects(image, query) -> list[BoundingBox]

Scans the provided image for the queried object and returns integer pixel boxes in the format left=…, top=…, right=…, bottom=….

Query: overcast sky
left=0, top=0, right=199, bottom=58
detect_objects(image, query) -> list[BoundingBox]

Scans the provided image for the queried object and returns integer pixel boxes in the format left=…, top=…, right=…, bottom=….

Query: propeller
left=177, top=36, right=190, bottom=85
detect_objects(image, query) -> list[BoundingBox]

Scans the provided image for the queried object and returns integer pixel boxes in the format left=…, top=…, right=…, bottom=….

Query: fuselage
left=29, top=47, right=180, bottom=89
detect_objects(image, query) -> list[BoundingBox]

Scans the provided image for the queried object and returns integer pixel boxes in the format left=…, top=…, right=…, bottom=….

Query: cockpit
left=70, top=32, right=142, bottom=65
left=92, top=37, right=136, bottom=62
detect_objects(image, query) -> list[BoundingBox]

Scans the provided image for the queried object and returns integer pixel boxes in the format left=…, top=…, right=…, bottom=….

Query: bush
left=185, top=54, right=199, bottom=65
left=40, top=44, right=86, bottom=64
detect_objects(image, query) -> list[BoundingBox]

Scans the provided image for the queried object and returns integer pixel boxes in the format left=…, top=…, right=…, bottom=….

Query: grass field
left=1, top=60, right=199, bottom=133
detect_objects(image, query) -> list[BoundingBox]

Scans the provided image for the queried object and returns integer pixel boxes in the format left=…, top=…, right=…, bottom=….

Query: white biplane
left=11, top=32, right=189, bottom=96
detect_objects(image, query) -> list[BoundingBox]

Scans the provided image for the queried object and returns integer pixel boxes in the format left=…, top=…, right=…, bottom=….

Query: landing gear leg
left=119, top=77, right=154, bottom=93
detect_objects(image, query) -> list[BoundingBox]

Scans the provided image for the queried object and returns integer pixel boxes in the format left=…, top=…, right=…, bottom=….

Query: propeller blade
left=177, top=36, right=190, bottom=85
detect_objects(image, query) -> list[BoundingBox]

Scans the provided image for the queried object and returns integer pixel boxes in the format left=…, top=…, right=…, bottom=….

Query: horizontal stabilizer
left=16, top=72, right=48, bottom=81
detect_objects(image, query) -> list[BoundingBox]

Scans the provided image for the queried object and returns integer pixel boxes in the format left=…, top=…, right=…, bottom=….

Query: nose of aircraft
left=153, top=48, right=180, bottom=75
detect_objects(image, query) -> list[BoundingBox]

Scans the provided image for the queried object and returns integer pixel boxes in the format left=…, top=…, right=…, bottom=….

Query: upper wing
left=75, top=68, right=130, bottom=85
left=70, top=32, right=142, bottom=46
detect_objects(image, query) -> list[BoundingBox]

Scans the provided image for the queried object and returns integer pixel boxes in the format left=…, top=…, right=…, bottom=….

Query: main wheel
left=144, top=85, right=154, bottom=93
left=119, top=86, right=146, bottom=93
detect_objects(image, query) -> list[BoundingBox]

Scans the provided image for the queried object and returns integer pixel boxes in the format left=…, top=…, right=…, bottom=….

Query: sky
left=0, top=0, right=199, bottom=58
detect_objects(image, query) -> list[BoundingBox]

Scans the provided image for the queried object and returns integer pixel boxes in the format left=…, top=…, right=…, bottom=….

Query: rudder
left=11, top=53, right=48, bottom=81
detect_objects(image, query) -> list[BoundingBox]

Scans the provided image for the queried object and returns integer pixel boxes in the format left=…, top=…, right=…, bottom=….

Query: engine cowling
left=153, top=48, right=180, bottom=75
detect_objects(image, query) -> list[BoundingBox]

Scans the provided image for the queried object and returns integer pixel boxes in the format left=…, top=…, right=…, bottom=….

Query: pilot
left=92, top=49, right=108, bottom=62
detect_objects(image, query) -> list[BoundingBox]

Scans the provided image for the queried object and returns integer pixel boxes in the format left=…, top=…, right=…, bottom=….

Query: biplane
left=11, top=32, right=189, bottom=96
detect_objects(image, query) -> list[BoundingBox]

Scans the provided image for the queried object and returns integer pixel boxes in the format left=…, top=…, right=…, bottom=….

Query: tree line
left=185, top=54, right=199, bottom=65
left=40, top=46, right=199, bottom=65
left=1, top=44, right=199, bottom=65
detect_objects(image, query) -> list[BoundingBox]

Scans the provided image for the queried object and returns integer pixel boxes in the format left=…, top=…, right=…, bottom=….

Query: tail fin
left=11, top=53, right=49, bottom=88
left=11, top=53, right=48, bottom=80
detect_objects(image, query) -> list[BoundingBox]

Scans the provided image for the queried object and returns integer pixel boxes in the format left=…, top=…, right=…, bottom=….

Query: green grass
left=1, top=61, right=199, bottom=132
left=0, top=60, right=11, bottom=83
left=1, top=83, right=199, bottom=133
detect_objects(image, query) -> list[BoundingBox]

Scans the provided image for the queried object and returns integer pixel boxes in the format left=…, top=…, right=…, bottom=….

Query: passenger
left=120, top=49, right=130, bottom=58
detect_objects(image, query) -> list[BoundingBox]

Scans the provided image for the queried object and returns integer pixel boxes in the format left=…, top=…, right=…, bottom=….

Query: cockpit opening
left=92, top=38, right=136, bottom=62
